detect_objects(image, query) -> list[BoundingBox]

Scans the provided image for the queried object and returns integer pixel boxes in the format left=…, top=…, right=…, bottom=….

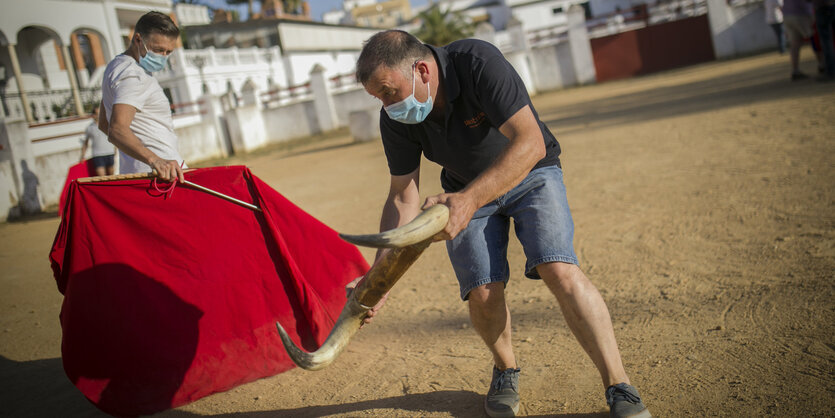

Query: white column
left=239, top=79, right=262, bottom=107
left=200, top=93, right=231, bottom=157
left=505, top=18, right=537, bottom=95
left=473, top=22, right=497, bottom=45
left=567, top=4, right=596, bottom=85
left=101, top=0, right=126, bottom=54
left=706, top=0, right=736, bottom=59
left=61, top=45, right=86, bottom=117
left=309, top=64, right=339, bottom=132
left=7, top=44, right=34, bottom=123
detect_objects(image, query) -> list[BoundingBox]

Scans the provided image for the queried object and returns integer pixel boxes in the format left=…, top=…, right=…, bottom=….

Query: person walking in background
left=765, top=0, right=786, bottom=54
left=812, top=0, right=835, bottom=80
left=782, top=0, right=822, bottom=80
left=79, top=104, right=115, bottom=176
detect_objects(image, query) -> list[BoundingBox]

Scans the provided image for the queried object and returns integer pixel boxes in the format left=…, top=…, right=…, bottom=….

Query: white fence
left=155, top=45, right=361, bottom=108
left=1, top=87, right=101, bottom=124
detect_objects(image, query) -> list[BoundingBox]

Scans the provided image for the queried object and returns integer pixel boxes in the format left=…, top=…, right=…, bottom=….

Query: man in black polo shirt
left=355, top=30, right=651, bottom=418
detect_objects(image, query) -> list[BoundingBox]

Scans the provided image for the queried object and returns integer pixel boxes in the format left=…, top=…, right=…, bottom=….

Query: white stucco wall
left=510, top=0, right=568, bottom=31
left=277, top=23, right=378, bottom=53
left=0, top=0, right=121, bottom=56
left=262, top=99, right=319, bottom=142
left=332, top=87, right=379, bottom=126
left=284, top=52, right=359, bottom=87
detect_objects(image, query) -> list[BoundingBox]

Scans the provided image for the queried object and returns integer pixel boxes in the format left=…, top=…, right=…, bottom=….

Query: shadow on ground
left=163, top=390, right=606, bottom=417
left=0, top=355, right=604, bottom=418
left=0, top=355, right=108, bottom=417
left=541, top=56, right=831, bottom=134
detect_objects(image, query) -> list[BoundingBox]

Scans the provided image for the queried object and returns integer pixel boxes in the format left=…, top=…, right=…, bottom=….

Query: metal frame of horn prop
left=275, top=204, right=449, bottom=370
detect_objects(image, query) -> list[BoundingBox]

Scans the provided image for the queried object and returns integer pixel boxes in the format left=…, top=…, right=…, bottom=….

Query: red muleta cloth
left=49, top=166, right=369, bottom=416
left=58, top=159, right=96, bottom=218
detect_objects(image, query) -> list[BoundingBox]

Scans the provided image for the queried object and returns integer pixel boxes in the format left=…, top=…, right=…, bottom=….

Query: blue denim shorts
left=446, top=165, right=578, bottom=300
left=91, top=154, right=115, bottom=168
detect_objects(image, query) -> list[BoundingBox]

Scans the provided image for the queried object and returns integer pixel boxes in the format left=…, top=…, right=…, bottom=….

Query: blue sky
left=198, top=0, right=430, bottom=22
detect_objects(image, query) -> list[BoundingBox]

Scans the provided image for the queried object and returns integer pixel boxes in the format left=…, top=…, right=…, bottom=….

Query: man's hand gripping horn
left=275, top=204, right=449, bottom=370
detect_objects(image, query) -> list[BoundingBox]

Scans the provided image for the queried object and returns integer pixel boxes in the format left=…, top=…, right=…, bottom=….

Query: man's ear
left=416, top=60, right=431, bottom=83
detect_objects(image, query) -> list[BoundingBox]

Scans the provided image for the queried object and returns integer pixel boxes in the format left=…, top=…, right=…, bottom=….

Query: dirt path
left=1, top=52, right=833, bottom=417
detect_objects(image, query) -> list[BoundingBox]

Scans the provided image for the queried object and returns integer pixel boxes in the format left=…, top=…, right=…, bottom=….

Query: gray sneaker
left=484, top=366, right=520, bottom=418
left=606, top=383, right=651, bottom=418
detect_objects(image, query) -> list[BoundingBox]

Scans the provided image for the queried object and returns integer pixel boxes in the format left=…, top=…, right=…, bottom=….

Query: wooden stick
left=77, top=172, right=159, bottom=183
left=75, top=170, right=262, bottom=212
left=181, top=180, right=261, bottom=212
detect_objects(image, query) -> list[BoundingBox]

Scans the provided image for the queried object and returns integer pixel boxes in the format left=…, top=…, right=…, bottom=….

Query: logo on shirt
left=464, top=112, right=487, bottom=128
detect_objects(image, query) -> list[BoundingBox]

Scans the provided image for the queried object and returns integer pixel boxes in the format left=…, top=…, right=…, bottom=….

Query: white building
left=174, top=3, right=212, bottom=26
left=0, top=0, right=173, bottom=123
left=323, top=0, right=379, bottom=25
left=166, top=19, right=380, bottom=105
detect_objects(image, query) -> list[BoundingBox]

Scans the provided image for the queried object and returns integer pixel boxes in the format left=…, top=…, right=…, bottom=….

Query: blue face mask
left=384, top=63, right=433, bottom=124
left=139, top=39, right=169, bottom=73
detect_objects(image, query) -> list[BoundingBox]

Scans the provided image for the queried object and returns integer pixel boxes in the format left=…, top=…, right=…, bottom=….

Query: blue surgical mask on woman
left=139, top=39, right=169, bottom=73
left=384, top=62, right=433, bottom=124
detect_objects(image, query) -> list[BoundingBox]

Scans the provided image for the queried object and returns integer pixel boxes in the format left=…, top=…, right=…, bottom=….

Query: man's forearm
left=97, top=104, right=109, bottom=135
left=108, top=124, right=162, bottom=167
left=375, top=193, right=422, bottom=261
left=462, top=106, right=547, bottom=208
left=462, top=133, right=545, bottom=209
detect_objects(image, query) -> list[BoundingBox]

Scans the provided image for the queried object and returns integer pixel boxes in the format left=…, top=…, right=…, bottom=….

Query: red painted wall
left=591, top=15, right=716, bottom=82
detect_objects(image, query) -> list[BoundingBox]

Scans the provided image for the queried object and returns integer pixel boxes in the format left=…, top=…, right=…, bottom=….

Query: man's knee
left=467, top=282, right=505, bottom=312
left=538, top=262, right=585, bottom=294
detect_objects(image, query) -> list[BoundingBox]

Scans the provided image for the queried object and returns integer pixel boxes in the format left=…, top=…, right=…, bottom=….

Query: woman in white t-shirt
left=765, top=0, right=786, bottom=54
left=79, top=105, right=115, bottom=176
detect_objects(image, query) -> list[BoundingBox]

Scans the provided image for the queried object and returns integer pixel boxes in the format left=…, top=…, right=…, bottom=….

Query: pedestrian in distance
left=765, top=0, right=787, bottom=54
left=80, top=104, right=115, bottom=176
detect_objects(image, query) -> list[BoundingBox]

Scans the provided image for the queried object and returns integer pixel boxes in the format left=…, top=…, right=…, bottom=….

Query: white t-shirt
left=82, top=121, right=114, bottom=157
left=101, top=54, right=184, bottom=174
left=765, top=0, right=784, bottom=24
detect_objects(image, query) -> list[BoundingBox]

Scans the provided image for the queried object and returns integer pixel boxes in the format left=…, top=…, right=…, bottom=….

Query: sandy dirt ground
left=1, top=51, right=833, bottom=417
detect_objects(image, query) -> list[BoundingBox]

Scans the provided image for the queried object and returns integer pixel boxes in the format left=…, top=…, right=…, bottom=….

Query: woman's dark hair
left=356, top=30, right=432, bottom=85
left=134, top=11, right=180, bottom=39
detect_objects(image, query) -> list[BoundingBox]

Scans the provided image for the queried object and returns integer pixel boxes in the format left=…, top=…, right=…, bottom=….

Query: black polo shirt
left=379, top=38, right=561, bottom=193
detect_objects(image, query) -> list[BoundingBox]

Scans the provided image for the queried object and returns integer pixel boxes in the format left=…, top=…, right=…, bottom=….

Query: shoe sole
left=484, top=399, right=520, bottom=418
left=623, top=409, right=652, bottom=418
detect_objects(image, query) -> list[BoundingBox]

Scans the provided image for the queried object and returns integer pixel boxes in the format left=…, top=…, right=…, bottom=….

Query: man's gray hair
left=356, top=30, right=433, bottom=85
left=135, top=11, right=180, bottom=39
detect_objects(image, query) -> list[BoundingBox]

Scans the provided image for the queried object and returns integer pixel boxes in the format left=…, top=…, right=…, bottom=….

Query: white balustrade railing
left=260, top=81, right=313, bottom=106
left=527, top=24, right=570, bottom=48
left=1, top=87, right=101, bottom=124
left=647, top=0, right=709, bottom=25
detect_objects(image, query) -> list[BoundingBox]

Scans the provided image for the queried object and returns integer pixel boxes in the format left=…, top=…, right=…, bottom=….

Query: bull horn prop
left=275, top=204, right=449, bottom=370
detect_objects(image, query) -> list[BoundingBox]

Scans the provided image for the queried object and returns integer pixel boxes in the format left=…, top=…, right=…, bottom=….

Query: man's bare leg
left=469, top=282, right=521, bottom=417
left=468, top=282, right=517, bottom=370
left=537, top=261, right=629, bottom=388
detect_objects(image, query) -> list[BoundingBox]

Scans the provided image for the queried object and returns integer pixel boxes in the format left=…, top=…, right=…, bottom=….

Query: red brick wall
left=591, top=15, right=715, bottom=82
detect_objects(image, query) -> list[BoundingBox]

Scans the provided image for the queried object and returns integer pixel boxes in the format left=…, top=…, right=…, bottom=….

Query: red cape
left=58, top=160, right=96, bottom=217
left=49, top=166, right=369, bottom=416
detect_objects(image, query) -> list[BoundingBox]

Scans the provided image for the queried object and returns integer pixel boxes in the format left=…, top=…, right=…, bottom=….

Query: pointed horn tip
left=338, top=232, right=397, bottom=248
left=275, top=322, right=330, bottom=371
left=339, top=204, right=450, bottom=248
